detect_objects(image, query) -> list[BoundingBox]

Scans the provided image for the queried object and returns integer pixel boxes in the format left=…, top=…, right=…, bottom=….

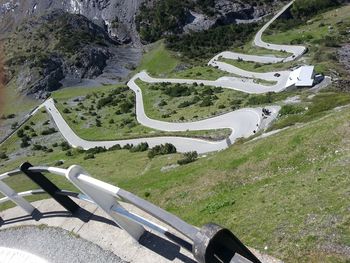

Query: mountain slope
left=3, top=10, right=116, bottom=98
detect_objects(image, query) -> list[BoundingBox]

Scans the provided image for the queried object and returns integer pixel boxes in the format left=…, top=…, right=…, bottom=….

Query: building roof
left=285, top=66, right=315, bottom=88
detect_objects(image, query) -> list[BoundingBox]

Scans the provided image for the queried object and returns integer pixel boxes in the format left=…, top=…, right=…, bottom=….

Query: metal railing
left=0, top=162, right=261, bottom=263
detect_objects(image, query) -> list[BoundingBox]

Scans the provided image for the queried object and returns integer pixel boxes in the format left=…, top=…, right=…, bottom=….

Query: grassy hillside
left=136, top=41, right=180, bottom=76
left=264, top=4, right=350, bottom=77
left=1, top=102, right=350, bottom=262
left=51, top=84, right=230, bottom=141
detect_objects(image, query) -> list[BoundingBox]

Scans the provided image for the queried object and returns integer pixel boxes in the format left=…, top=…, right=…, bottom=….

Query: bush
left=163, top=84, right=192, bottom=97
left=86, top=146, right=107, bottom=155
left=60, top=141, right=71, bottom=151
left=84, top=153, right=95, bottom=160
left=0, top=152, right=8, bottom=159
left=178, top=101, right=193, bottom=108
left=32, top=144, right=43, bottom=151
left=148, top=143, right=177, bottom=158
left=109, top=144, right=122, bottom=151
left=63, top=108, right=71, bottom=114
left=123, top=144, right=133, bottom=150
left=130, top=142, right=149, bottom=152
left=200, top=97, right=213, bottom=107
left=54, top=160, right=64, bottom=166
left=41, top=127, right=57, bottom=135
left=159, top=100, right=167, bottom=107
left=17, top=129, right=25, bottom=138
left=119, top=101, right=134, bottom=114
left=20, top=138, right=30, bottom=148
left=177, top=151, right=198, bottom=165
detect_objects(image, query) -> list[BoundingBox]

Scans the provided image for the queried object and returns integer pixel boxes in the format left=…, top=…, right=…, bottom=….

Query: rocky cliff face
left=0, top=0, right=145, bottom=44
left=0, top=0, right=282, bottom=45
left=4, top=10, right=117, bottom=98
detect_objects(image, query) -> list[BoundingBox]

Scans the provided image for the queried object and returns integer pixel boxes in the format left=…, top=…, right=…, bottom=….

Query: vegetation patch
left=270, top=91, right=350, bottom=130
left=137, top=80, right=291, bottom=121
left=166, top=23, right=257, bottom=61
left=52, top=85, right=230, bottom=141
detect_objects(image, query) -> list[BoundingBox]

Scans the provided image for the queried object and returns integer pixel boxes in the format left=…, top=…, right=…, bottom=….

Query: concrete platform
left=0, top=199, right=283, bottom=263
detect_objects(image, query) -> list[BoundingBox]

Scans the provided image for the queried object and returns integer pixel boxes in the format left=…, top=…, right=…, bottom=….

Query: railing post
left=0, top=181, right=36, bottom=215
left=65, top=165, right=146, bottom=241
left=20, top=162, right=80, bottom=214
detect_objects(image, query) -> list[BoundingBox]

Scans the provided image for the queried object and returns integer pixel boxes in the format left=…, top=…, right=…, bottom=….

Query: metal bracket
left=20, top=162, right=80, bottom=214
left=65, top=165, right=146, bottom=241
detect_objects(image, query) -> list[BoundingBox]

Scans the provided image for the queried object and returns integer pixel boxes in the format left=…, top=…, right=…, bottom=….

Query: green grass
left=52, top=84, right=230, bottom=141
left=0, top=111, right=51, bottom=154
left=2, top=85, right=38, bottom=115
left=232, top=40, right=292, bottom=57
left=136, top=40, right=180, bottom=76
left=263, top=5, right=350, bottom=77
left=136, top=79, right=294, bottom=122
left=1, top=102, right=350, bottom=262
left=167, top=66, right=230, bottom=80
left=269, top=91, right=350, bottom=131
left=220, top=58, right=298, bottom=73
left=137, top=80, right=242, bottom=121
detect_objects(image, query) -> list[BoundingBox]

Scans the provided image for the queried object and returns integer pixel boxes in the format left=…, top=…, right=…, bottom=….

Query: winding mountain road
left=42, top=1, right=307, bottom=154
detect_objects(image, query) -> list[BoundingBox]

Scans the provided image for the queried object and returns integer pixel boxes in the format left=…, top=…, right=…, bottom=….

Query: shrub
left=123, top=144, right=133, bottom=150
left=86, top=146, right=107, bottom=155
left=148, top=143, right=177, bottom=158
left=32, top=144, right=43, bottom=151
left=159, top=100, right=167, bottom=107
left=163, top=84, right=193, bottom=97
left=17, top=129, right=25, bottom=138
left=200, top=97, right=213, bottom=107
left=60, top=141, right=71, bottom=151
left=41, top=127, right=57, bottom=135
left=63, top=108, right=71, bottom=114
left=0, top=152, right=8, bottom=159
left=84, top=153, right=95, bottom=160
left=109, top=144, right=121, bottom=151
left=177, top=151, right=198, bottom=165
left=20, top=138, right=30, bottom=148
left=55, top=160, right=64, bottom=166
left=130, top=142, right=149, bottom=152
left=119, top=101, right=134, bottom=114
left=178, top=101, right=193, bottom=108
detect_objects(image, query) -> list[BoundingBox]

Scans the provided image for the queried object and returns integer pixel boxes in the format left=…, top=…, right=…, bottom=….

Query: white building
left=285, top=66, right=315, bottom=89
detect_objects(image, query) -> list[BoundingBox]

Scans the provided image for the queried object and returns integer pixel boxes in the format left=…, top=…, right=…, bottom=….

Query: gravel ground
left=0, top=226, right=127, bottom=263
